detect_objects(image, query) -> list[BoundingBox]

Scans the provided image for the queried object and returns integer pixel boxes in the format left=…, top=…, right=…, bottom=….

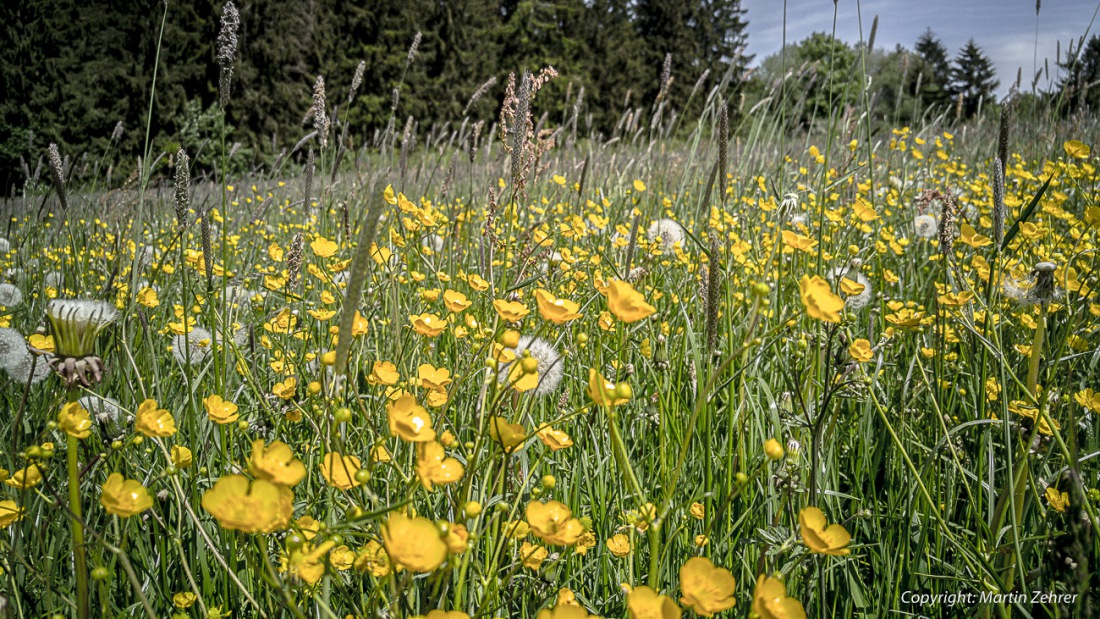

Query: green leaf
left=1000, top=174, right=1052, bottom=251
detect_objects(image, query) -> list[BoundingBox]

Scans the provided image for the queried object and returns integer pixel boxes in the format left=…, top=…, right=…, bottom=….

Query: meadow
left=1, top=13, right=1100, bottom=619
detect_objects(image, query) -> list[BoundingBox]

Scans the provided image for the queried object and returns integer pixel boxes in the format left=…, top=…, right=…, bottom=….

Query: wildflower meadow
left=1, top=2, right=1099, bottom=618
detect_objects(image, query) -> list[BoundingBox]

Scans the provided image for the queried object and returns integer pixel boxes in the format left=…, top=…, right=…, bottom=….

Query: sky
left=740, top=0, right=1100, bottom=97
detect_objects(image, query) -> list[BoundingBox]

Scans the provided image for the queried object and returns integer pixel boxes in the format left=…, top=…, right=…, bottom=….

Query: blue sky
left=741, top=0, right=1100, bottom=97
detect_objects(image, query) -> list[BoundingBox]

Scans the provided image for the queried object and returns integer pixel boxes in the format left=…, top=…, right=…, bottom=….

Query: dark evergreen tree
left=1058, top=34, right=1100, bottom=112
left=950, top=39, right=999, bottom=117
left=914, top=29, right=952, bottom=108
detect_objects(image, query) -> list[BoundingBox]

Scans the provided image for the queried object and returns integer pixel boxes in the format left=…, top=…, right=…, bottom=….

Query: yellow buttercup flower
left=369, top=361, right=401, bottom=385
left=136, top=286, right=160, bottom=308
left=536, top=602, right=594, bottom=619
left=690, top=502, right=705, bottom=520
left=203, top=395, right=240, bottom=424
left=272, top=376, right=297, bottom=400
left=417, top=611, right=471, bottom=619
left=172, top=592, right=197, bottom=609
left=627, top=585, right=681, bottom=619
left=781, top=229, right=818, bottom=252
left=0, top=500, right=24, bottom=528
left=382, top=512, right=448, bottom=573
left=606, top=533, right=631, bottom=557
left=284, top=540, right=336, bottom=584
left=520, top=541, right=548, bottom=571
left=201, top=475, right=294, bottom=533
left=310, top=236, right=339, bottom=257
left=416, top=441, right=465, bottom=490
left=388, top=394, right=436, bottom=442
left=763, top=438, right=785, bottom=460
left=320, top=453, right=363, bottom=490
left=28, top=333, right=55, bottom=353
left=4, top=464, right=44, bottom=490
left=1073, top=388, right=1100, bottom=414
left=468, top=273, right=490, bottom=291
left=100, top=473, right=153, bottom=518
left=443, top=523, right=469, bottom=554
left=135, top=398, right=176, bottom=437
left=607, top=280, right=656, bottom=323
left=417, top=364, right=453, bottom=392
left=848, top=339, right=873, bottom=363
left=1045, top=486, right=1069, bottom=513
left=58, top=402, right=92, bottom=439
left=678, top=556, right=736, bottom=616
left=799, top=507, right=851, bottom=555
left=526, top=500, right=585, bottom=546
left=490, top=417, right=526, bottom=453
left=492, top=299, right=530, bottom=322
left=536, top=424, right=573, bottom=450
left=752, top=575, right=806, bottom=619
left=171, top=445, right=193, bottom=468
left=249, top=440, right=306, bottom=487
left=443, top=289, right=472, bottom=313
left=798, top=275, right=844, bottom=323
left=534, top=289, right=583, bottom=324
left=1064, top=139, right=1090, bottom=159
left=410, top=313, right=447, bottom=337
left=586, top=368, right=631, bottom=407
left=838, top=277, right=865, bottom=296
left=354, top=539, right=391, bottom=577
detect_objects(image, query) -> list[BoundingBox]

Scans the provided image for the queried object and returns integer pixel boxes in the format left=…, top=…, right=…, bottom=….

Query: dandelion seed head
left=914, top=214, right=938, bottom=238
left=828, top=267, right=873, bottom=311
left=80, top=395, right=127, bottom=436
left=0, top=328, right=28, bottom=370
left=498, top=335, right=564, bottom=397
left=646, top=218, right=685, bottom=250
left=422, top=234, right=444, bottom=254
left=6, top=350, right=51, bottom=384
left=0, top=237, right=10, bottom=253
left=47, top=299, right=118, bottom=329
left=172, top=327, right=214, bottom=365
left=0, top=283, right=23, bottom=307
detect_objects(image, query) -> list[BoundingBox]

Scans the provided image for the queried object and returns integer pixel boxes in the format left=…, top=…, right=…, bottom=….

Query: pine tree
left=1058, top=34, right=1100, bottom=113
left=950, top=39, right=999, bottom=117
left=914, top=29, right=952, bottom=108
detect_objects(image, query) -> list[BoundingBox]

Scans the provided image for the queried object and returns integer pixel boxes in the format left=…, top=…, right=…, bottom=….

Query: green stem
left=67, top=422, right=89, bottom=619
left=606, top=407, right=652, bottom=586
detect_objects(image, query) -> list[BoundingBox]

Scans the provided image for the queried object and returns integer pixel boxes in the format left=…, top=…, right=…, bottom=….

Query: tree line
left=2, top=1, right=1097, bottom=194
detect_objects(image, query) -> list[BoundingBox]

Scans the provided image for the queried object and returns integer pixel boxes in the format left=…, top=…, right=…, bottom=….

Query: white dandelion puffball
left=45, top=271, right=64, bottom=288
left=6, top=350, right=51, bottom=385
left=0, top=237, right=10, bottom=253
left=0, top=328, right=29, bottom=372
left=914, top=214, right=938, bottom=239
left=422, top=234, right=444, bottom=254
left=0, top=283, right=23, bottom=307
left=46, top=299, right=119, bottom=328
left=223, top=285, right=257, bottom=306
left=829, top=267, right=873, bottom=311
left=80, top=395, right=127, bottom=436
left=646, top=218, right=685, bottom=250
left=135, top=245, right=157, bottom=270
left=172, top=326, right=214, bottom=365
left=497, top=335, right=565, bottom=397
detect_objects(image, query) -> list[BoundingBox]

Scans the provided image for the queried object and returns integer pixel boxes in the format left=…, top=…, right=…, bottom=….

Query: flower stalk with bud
left=44, top=299, right=117, bottom=619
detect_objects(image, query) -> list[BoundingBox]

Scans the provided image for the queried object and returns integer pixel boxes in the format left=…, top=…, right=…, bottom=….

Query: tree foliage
left=0, top=0, right=751, bottom=192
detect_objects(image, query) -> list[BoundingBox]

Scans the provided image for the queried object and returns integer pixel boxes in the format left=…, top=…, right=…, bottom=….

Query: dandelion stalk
left=67, top=405, right=89, bottom=619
